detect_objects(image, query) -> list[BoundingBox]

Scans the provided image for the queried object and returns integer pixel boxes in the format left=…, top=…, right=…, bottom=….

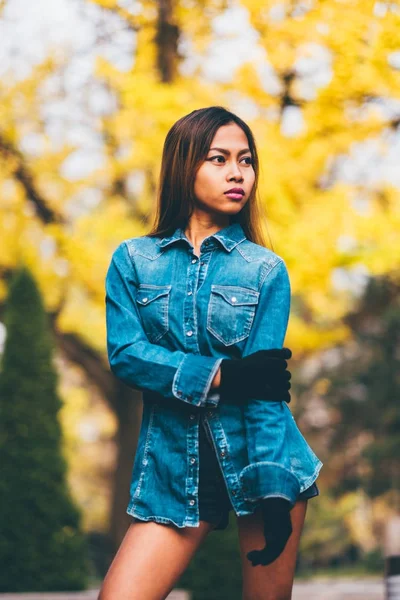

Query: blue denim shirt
left=105, top=221, right=323, bottom=528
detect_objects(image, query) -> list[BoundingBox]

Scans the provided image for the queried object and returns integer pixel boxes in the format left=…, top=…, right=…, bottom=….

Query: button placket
left=186, top=411, right=199, bottom=516
left=184, top=251, right=201, bottom=351
left=201, top=417, right=242, bottom=508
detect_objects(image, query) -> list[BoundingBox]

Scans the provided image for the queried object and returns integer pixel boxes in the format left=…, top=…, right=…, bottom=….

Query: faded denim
left=105, top=221, right=323, bottom=528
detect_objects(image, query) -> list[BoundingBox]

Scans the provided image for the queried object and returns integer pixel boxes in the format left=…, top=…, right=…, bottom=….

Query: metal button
left=189, top=499, right=195, bottom=506
left=187, top=291, right=193, bottom=295
left=142, top=297, right=148, bottom=303
left=231, top=296, right=237, bottom=302
left=186, top=330, right=193, bottom=336
left=190, top=457, right=196, bottom=464
left=191, top=258, right=197, bottom=263
left=220, top=450, right=226, bottom=457
left=204, top=240, right=209, bottom=245
left=189, top=414, right=195, bottom=420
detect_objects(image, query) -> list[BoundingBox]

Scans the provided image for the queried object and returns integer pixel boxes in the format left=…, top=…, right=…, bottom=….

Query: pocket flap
left=136, top=285, right=171, bottom=305
left=211, top=285, right=259, bottom=306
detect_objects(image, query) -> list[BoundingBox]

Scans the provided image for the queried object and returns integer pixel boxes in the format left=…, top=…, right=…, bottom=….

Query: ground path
left=0, top=578, right=384, bottom=599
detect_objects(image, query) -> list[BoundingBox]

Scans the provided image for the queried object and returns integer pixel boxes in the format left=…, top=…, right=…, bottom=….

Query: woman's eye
left=208, top=155, right=225, bottom=163
left=208, top=155, right=253, bottom=165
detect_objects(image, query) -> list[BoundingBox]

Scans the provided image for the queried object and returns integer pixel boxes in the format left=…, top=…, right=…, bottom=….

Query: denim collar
left=156, top=222, right=247, bottom=253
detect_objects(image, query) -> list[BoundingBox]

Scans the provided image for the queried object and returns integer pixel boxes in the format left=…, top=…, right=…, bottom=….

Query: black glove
left=247, top=497, right=293, bottom=567
left=219, top=348, right=292, bottom=405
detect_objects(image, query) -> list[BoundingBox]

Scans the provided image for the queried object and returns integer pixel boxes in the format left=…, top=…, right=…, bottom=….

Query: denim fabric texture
left=105, top=221, right=323, bottom=529
left=197, top=416, right=319, bottom=531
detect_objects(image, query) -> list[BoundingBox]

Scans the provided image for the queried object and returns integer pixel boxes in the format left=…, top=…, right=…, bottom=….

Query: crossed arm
left=105, top=241, right=223, bottom=408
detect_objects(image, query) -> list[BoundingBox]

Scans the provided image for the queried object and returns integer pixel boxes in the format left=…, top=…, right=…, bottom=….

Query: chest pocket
left=136, top=284, right=172, bottom=343
left=207, top=285, right=259, bottom=346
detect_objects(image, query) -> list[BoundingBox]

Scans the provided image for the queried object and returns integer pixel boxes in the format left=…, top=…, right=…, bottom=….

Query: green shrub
left=0, top=267, right=89, bottom=591
left=177, top=515, right=243, bottom=600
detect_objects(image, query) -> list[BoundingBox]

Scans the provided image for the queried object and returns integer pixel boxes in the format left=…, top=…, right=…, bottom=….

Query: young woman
left=101, top=106, right=323, bottom=600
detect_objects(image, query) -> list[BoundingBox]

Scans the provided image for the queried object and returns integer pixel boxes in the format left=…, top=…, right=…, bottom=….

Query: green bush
left=177, top=515, right=243, bottom=600
left=0, top=267, right=89, bottom=591
left=363, top=548, right=384, bottom=573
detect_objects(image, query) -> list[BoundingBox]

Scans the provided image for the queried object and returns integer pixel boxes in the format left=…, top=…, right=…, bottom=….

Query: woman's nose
left=227, top=162, right=244, bottom=181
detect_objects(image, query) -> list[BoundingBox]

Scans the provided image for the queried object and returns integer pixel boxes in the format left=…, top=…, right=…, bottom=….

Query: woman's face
left=193, top=123, right=255, bottom=217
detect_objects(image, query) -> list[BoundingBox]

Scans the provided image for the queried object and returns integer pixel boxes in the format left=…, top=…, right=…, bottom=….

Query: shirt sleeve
left=239, top=258, right=301, bottom=504
left=105, top=241, right=223, bottom=408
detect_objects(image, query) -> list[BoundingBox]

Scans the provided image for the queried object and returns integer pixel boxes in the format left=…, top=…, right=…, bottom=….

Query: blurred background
left=0, top=0, right=399, bottom=597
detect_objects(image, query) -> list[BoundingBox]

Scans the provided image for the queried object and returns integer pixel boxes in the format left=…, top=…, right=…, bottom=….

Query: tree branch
left=0, top=133, right=64, bottom=224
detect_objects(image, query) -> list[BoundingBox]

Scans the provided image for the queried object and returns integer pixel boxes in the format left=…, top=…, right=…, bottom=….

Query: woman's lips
left=225, top=192, right=245, bottom=200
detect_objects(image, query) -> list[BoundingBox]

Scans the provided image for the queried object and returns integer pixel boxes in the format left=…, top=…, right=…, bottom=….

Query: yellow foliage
left=1, top=0, right=400, bottom=354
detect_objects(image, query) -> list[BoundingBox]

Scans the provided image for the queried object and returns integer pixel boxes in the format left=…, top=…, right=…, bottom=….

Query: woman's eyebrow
left=208, top=147, right=251, bottom=156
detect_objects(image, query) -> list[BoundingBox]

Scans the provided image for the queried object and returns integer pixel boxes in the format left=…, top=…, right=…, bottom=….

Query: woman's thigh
left=237, top=499, right=308, bottom=600
left=98, top=519, right=214, bottom=600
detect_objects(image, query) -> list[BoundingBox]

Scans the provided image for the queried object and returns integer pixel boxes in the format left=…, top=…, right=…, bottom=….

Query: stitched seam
left=172, top=355, right=195, bottom=404
left=298, top=461, right=323, bottom=493
left=206, top=289, right=258, bottom=345
left=124, top=240, right=141, bottom=285
left=127, top=510, right=190, bottom=528
left=260, top=257, right=283, bottom=289
left=133, top=404, right=156, bottom=498
left=240, top=461, right=298, bottom=477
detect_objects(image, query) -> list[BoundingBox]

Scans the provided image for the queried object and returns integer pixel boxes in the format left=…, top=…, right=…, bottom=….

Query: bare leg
left=238, top=499, right=308, bottom=600
left=98, top=519, right=214, bottom=600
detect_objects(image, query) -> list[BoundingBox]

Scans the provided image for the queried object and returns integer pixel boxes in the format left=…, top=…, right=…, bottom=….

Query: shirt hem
left=127, top=507, right=199, bottom=529
left=298, top=460, right=323, bottom=494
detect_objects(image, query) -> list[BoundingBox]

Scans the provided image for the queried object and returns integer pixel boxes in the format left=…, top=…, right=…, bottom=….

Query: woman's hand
left=218, top=347, right=292, bottom=405
left=247, top=497, right=293, bottom=567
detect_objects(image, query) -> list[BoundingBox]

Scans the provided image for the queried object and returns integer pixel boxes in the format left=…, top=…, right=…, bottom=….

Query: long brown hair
left=147, top=106, right=271, bottom=248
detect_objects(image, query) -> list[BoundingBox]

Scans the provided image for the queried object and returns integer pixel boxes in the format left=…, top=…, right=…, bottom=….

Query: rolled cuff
left=239, top=461, right=301, bottom=506
left=172, top=355, right=223, bottom=407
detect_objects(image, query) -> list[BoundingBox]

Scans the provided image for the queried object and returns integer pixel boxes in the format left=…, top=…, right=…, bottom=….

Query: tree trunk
left=54, top=331, right=144, bottom=549
left=155, top=0, right=180, bottom=83
left=109, top=382, right=143, bottom=546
